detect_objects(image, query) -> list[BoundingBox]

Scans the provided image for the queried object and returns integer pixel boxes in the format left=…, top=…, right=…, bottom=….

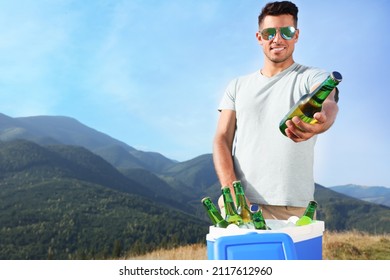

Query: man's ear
left=294, top=29, right=299, bottom=43
left=256, top=32, right=263, bottom=46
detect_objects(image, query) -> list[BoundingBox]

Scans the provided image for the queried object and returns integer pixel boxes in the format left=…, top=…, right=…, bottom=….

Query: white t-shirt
left=218, top=63, right=328, bottom=207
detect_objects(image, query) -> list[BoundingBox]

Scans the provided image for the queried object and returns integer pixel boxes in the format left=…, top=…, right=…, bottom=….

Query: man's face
left=256, top=14, right=299, bottom=65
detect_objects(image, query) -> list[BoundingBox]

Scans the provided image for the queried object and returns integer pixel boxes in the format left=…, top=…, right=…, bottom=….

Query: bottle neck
left=311, top=76, right=339, bottom=104
left=225, top=201, right=238, bottom=215
left=236, top=195, right=247, bottom=207
left=222, top=188, right=238, bottom=215
left=303, top=202, right=317, bottom=219
left=233, top=182, right=249, bottom=207
left=252, top=211, right=267, bottom=229
left=209, top=208, right=225, bottom=224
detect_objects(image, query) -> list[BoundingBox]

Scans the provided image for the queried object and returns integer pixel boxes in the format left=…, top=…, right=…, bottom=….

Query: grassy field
left=323, top=230, right=390, bottom=260
left=125, top=230, right=390, bottom=260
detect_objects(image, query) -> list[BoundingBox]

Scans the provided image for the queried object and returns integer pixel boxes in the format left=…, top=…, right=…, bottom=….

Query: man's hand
left=284, top=112, right=328, bottom=142
left=284, top=89, right=339, bottom=143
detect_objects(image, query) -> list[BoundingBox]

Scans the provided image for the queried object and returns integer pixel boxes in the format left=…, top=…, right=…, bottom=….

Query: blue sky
left=0, top=0, right=389, bottom=188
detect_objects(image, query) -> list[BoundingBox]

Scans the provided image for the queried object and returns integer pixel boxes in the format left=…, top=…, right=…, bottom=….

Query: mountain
left=162, top=154, right=220, bottom=198
left=0, top=140, right=208, bottom=259
left=329, top=184, right=390, bottom=207
left=0, top=113, right=129, bottom=149
left=314, top=184, right=390, bottom=233
left=1, top=113, right=390, bottom=260
left=0, top=113, right=219, bottom=213
left=0, top=113, right=175, bottom=173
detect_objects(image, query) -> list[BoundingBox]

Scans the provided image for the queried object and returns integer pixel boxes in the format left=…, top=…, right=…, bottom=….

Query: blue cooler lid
left=214, top=232, right=297, bottom=260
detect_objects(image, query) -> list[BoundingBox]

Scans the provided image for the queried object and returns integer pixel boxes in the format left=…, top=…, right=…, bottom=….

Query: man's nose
left=272, top=30, right=283, bottom=42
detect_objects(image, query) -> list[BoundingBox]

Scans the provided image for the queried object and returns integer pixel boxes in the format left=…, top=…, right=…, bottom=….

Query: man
left=213, top=1, right=339, bottom=220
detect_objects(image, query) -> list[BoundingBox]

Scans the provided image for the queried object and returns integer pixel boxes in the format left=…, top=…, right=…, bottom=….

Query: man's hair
left=258, top=1, right=298, bottom=28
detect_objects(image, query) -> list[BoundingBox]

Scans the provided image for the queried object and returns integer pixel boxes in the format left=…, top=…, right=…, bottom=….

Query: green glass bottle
left=279, top=71, right=342, bottom=136
left=250, top=204, right=268, bottom=230
left=296, top=200, right=318, bottom=226
left=233, top=181, right=254, bottom=228
left=221, top=187, right=244, bottom=227
left=201, top=197, right=229, bottom=228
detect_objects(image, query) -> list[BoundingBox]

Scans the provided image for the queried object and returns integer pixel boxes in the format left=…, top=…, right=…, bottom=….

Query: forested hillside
left=0, top=140, right=208, bottom=259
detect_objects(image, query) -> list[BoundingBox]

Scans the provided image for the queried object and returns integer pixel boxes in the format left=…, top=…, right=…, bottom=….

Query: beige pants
left=218, top=195, right=314, bottom=220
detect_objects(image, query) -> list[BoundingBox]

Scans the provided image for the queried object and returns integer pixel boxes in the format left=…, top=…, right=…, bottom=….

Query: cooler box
left=206, top=219, right=325, bottom=260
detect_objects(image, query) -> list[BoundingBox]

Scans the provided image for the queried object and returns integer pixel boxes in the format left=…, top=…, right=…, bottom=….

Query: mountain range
left=0, top=113, right=389, bottom=259
left=330, top=185, right=390, bottom=207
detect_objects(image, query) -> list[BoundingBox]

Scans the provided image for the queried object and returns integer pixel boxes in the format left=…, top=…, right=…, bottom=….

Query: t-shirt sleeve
left=218, top=78, right=237, bottom=111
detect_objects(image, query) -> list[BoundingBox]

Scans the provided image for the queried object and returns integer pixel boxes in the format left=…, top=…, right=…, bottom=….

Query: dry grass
left=126, top=243, right=207, bottom=260
left=125, top=231, right=390, bottom=260
left=323, top=230, right=390, bottom=260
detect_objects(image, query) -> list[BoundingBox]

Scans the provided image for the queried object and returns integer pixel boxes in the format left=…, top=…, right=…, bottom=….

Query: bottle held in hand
left=279, top=71, right=342, bottom=136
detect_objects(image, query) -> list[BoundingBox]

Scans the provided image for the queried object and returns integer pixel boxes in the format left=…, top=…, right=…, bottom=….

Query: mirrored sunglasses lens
left=280, top=27, right=296, bottom=40
left=261, top=28, right=276, bottom=40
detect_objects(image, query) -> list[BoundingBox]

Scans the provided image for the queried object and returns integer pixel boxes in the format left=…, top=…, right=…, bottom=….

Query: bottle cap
left=250, top=204, right=260, bottom=213
left=331, top=71, right=342, bottom=82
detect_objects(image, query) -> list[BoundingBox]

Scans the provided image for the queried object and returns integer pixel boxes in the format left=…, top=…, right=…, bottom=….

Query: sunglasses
left=259, top=26, right=297, bottom=40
